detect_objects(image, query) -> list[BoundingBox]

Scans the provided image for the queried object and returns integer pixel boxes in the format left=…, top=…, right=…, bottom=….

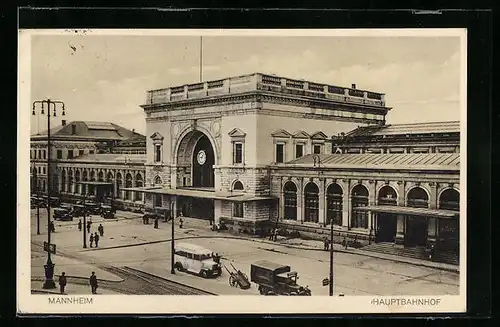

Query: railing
left=145, top=73, right=386, bottom=107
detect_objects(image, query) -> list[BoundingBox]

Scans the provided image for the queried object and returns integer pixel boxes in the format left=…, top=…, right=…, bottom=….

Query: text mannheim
left=30, top=73, right=460, bottom=263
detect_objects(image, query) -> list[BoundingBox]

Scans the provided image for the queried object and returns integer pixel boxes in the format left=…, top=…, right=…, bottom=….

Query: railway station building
left=132, top=73, right=460, bottom=260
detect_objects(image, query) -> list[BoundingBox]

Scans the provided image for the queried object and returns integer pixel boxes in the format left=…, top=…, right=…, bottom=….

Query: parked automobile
left=250, top=260, right=311, bottom=296
left=101, top=205, right=115, bottom=219
left=53, top=207, right=73, bottom=221
left=84, top=201, right=101, bottom=215
left=72, top=204, right=85, bottom=217
left=173, top=243, right=222, bottom=278
left=49, top=197, right=61, bottom=207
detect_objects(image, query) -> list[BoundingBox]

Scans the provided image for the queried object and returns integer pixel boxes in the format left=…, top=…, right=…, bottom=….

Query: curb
left=31, top=275, right=123, bottom=283
left=82, top=233, right=459, bottom=273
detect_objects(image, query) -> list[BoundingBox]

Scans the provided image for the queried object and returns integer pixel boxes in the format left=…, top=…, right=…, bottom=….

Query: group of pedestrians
left=58, top=271, right=99, bottom=295
left=268, top=228, right=278, bottom=241
left=77, top=218, right=105, bottom=248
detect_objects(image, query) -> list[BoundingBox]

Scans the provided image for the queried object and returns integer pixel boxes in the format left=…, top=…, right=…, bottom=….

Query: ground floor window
left=233, top=202, right=243, bottom=218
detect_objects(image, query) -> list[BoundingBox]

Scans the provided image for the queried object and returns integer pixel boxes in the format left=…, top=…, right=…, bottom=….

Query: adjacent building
left=30, top=120, right=146, bottom=208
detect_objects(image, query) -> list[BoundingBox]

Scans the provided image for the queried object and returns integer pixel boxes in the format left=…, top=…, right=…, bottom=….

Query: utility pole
left=329, top=218, right=334, bottom=296
left=171, top=199, right=175, bottom=274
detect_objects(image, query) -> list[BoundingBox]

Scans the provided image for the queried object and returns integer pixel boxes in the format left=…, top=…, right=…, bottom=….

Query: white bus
left=173, top=243, right=222, bottom=278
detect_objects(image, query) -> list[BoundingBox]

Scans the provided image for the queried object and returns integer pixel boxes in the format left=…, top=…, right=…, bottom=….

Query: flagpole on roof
left=199, top=35, right=203, bottom=82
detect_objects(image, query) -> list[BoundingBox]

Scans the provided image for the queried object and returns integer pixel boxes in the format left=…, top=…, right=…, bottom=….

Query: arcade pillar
left=395, top=214, right=405, bottom=245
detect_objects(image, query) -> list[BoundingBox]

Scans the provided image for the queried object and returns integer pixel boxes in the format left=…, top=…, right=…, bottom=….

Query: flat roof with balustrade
left=144, top=73, right=388, bottom=109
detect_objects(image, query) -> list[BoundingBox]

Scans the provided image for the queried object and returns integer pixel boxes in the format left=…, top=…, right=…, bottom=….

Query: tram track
left=31, top=241, right=216, bottom=295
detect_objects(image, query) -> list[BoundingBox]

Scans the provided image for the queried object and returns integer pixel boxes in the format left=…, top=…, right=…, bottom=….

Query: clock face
left=197, top=150, right=207, bottom=165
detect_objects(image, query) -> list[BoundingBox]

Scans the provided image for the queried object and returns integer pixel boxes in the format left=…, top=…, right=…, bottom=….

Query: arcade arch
left=326, top=183, right=343, bottom=226
left=304, top=182, right=319, bottom=223
left=283, top=181, right=298, bottom=220
left=351, top=184, right=369, bottom=228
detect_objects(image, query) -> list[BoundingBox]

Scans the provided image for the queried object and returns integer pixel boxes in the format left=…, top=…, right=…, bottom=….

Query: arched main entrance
left=376, top=186, right=397, bottom=242
left=175, top=130, right=216, bottom=220
left=406, top=187, right=429, bottom=246
left=176, top=130, right=216, bottom=188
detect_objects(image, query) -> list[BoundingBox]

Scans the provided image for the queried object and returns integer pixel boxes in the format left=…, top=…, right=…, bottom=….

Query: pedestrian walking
left=89, top=233, right=94, bottom=248
left=268, top=228, right=274, bottom=241
left=78, top=219, right=82, bottom=231
left=179, top=217, right=184, bottom=229
left=428, top=244, right=435, bottom=261
left=58, top=272, right=67, bottom=294
left=98, top=224, right=104, bottom=237
left=86, top=221, right=91, bottom=234
left=154, top=217, right=159, bottom=229
left=324, top=237, right=329, bottom=251
left=273, top=228, right=278, bottom=242
left=49, top=221, right=55, bottom=233
left=89, top=272, right=98, bottom=294
left=94, top=232, right=100, bottom=247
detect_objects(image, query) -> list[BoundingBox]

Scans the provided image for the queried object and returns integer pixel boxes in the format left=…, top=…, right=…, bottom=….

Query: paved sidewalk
left=31, top=280, right=119, bottom=295
left=31, top=244, right=123, bottom=282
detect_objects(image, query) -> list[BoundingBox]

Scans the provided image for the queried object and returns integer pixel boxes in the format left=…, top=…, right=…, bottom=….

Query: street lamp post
left=32, top=98, right=65, bottom=289
left=171, top=200, right=175, bottom=275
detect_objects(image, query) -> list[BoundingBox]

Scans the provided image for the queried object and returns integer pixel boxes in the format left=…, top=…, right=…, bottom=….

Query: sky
left=29, top=33, right=462, bottom=135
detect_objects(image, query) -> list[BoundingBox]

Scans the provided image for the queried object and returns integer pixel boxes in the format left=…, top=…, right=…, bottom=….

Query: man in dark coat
left=58, top=272, right=67, bottom=294
left=89, top=233, right=94, bottom=248
left=94, top=232, right=100, bottom=247
left=98, top=224, right=104, bottom=237
left=154, top=217, right=159, bottom=229
left=87, top=221, right=91, bottom=234
left=89, top=272, right=98, bottom=294
left=78, top=219, right=82, bottom=231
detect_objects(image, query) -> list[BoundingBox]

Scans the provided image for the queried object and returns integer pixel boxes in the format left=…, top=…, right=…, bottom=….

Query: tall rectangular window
left=276, top=143, right=285, bottom=163
left=313, top=144, right=322, bottom=154
left=67, top=151, right=73, bottom=159
left=43, top=150, right=46, bottom=159
left=155, top=145, right=162, bottom=162
left=57, top=150, right=63, bottom=159
left=79, top=150, right=84, bottom=156
left=295, top=144, right=304, bottom=158
left=38, top=150, right=42, bottom=158
left=233, top=142, right=243, bottom=164
left=233, top=202, right=243, bottom=218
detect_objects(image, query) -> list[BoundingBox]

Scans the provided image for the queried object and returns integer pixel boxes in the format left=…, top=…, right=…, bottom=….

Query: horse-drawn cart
left=224, top=263, right=251, bottom=290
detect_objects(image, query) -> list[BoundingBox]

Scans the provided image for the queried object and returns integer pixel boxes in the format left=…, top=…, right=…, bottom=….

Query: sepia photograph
left=17, top=28, right=467, bottom=314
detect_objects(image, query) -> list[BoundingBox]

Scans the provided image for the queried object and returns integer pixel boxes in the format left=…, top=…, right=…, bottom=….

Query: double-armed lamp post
left=32, top=98, right=65, bottom=289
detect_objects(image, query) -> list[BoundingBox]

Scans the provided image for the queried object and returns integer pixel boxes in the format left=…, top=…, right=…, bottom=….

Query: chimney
left=351, top=84, right=356, bottom=89
left=71, top=124, right=76, bottom=135
left=61, top=120, right=67, bottom=126
left=132, top=129, right=135, bottom=133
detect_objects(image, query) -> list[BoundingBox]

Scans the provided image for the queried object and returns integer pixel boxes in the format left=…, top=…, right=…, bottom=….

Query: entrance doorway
left=192, top=135, right=215, bottom=187
left=376, top=214, right=397, bottom=243
left=405, top=216, right=428, bottom=246
left=178, top=196, right=214, bottom=220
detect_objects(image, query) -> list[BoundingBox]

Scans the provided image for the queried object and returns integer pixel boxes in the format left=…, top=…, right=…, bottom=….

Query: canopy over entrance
left=122, top=186, right=277, bottom=202
left=358, top=205, right=459, bottom=218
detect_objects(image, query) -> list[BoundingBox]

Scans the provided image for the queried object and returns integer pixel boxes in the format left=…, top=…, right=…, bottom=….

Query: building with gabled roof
left=30, top=120, right=146, bottom=209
